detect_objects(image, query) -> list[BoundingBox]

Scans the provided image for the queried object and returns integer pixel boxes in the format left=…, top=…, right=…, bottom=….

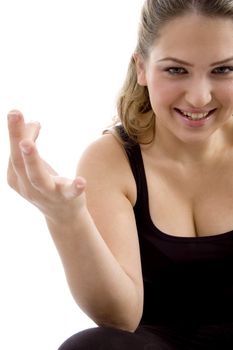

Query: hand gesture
left=7, top=110, right=86, bottom=223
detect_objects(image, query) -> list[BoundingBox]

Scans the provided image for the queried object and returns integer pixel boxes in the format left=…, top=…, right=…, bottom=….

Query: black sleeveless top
left=117, top=125, right=233, bottom=328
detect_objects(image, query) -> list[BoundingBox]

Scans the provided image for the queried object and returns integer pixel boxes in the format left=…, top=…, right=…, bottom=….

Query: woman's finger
left=25, top=121, right=41, bottom=141
left=53, top=176, right=86, bottom=199
left=8, top=111, right=41, bottom=176
left=7, top=111, right=27, bottom=175
left=7, top=158, right=19, bottom=192
left=19, top=139, right=55, bottom=193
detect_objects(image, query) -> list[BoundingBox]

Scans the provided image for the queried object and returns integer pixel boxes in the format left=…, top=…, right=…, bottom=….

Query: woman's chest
left=144, top=158, right=233, bottom=238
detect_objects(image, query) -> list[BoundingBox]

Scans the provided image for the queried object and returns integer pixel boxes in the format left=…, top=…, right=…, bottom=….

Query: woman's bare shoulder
left=79, top=132, right=126, bottom=164
left=77, top=132, right=137, bottom=206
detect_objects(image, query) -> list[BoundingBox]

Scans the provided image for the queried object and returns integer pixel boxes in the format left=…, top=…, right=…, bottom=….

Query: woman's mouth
left=174, top=108, right=216, bottom=120
left=174, top=108, right=217, bottom=127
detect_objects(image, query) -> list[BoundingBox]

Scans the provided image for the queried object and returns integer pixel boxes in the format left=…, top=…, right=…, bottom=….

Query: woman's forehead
left=149, top=14, right=233, bottom=63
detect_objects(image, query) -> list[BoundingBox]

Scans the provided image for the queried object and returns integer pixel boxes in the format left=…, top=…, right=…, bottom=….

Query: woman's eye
left=212, top=66, right=233, bottom=74
left=165, top=67, right=187, bottom=75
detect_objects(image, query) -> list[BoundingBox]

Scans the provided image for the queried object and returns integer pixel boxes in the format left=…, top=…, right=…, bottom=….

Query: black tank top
left=117, top=125, right=233, bottom=328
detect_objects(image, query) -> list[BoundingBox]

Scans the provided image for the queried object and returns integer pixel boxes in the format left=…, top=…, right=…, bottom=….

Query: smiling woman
left=4, top=0, right=233, bottom=350
left=133, top=14, right=233, bottom=146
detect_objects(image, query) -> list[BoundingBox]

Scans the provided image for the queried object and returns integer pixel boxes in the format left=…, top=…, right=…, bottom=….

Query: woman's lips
left=174, top=108, right=217, bottom=119
left=174, top=108, right=217, bottom=127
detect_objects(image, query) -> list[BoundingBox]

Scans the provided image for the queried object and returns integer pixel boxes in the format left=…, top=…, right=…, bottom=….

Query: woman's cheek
left=216, top=82, right=233, bottom=107
left=148, top=79, right=183, bottom=108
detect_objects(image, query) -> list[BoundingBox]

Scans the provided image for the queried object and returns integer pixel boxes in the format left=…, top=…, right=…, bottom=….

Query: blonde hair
left=107, top=0, right=233, bottom=144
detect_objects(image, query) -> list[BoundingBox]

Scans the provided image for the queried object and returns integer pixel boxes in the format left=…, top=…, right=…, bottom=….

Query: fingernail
left=20, top=142, right=31, bottom=155
left=8, top=110, right=20, bottom=121
left=75, top=177, right=86, bottom=188
left=29, top=120, right=40, bottom=125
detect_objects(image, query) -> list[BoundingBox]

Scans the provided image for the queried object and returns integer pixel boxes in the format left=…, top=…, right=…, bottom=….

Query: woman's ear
left=133, top=52, right=147, bottom=86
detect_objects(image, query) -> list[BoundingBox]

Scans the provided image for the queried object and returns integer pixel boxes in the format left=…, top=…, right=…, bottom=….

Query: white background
left=0, top=1, right=144, bottom=349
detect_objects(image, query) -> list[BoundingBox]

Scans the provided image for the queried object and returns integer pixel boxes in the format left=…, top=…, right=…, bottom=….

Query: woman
left=7, top=0, right=233, bottom=349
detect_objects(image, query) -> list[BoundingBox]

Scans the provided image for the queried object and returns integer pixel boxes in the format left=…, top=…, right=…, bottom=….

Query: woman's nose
left=185, top=79, right=212, bottom=108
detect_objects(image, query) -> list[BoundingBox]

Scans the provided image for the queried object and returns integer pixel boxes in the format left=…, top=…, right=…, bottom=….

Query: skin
left=135, top=14, right=233, bottom=164
left=7, top=110, right=143, bottom=332
left=133, top=14, right=233, bottom=237
left=6, top=13, right=233, bottom=331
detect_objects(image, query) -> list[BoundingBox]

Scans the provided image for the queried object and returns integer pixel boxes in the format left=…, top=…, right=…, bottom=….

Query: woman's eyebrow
left=210, top=57, right=233, bottom=66
left=157, top=56, right=233, bottom=66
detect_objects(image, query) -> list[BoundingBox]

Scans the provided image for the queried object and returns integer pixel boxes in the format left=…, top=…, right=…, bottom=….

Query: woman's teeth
left=179, top=110, right=209, bottom=120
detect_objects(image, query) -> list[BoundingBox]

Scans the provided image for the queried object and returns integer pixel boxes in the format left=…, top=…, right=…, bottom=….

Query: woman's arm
left=7, top=110, right=143, bottom=332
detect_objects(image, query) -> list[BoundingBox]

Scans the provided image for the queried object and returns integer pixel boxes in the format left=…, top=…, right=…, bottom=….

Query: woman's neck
left=147, top=120, right=233, bottom=166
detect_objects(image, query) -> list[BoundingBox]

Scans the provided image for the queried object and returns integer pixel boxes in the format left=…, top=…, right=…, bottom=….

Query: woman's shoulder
left=79, top=131, right=128, bottom=168
left=77, top=131, right=137, bottom=205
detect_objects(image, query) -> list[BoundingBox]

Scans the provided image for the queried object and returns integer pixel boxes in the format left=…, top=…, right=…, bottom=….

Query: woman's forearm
left=46, top=206, right=142, bottom=332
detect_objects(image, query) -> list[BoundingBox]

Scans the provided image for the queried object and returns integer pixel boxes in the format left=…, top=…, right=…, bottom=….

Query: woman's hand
left=7, top=110, right=87, bottom=223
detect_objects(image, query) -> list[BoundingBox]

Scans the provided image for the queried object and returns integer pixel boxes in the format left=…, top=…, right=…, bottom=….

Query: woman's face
left=136, top=14, right=233, bottom=144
